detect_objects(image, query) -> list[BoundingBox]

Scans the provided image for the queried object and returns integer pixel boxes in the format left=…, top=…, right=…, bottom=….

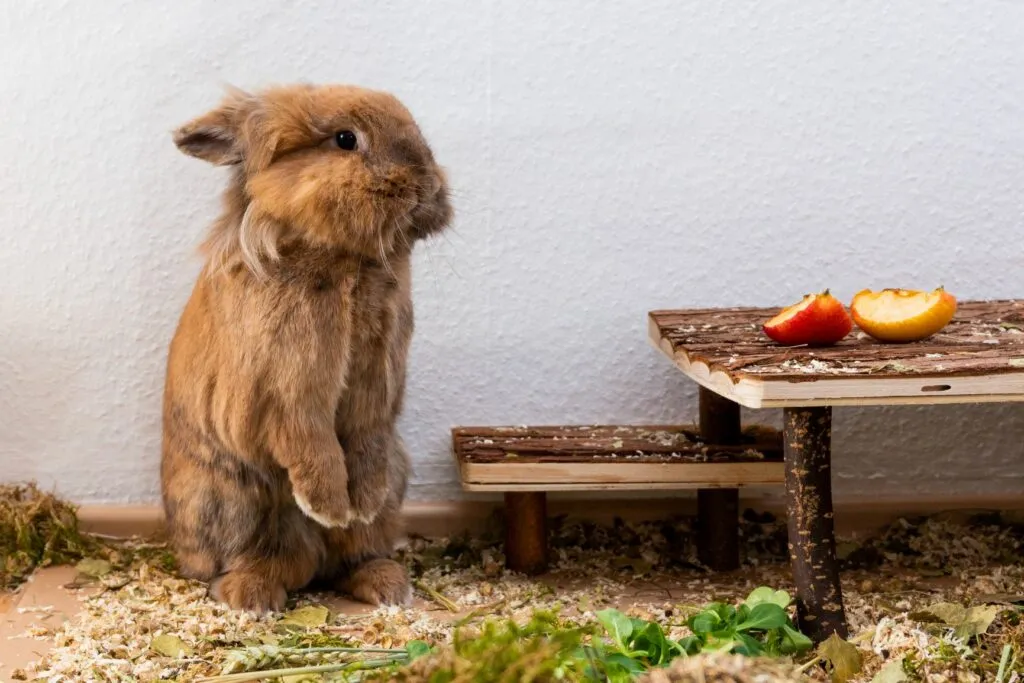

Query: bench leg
left=504, top=492, right=548, bottom=575
left=697, top=387, right=741, bottom=571
left=783, top=406, right=848, bottom=642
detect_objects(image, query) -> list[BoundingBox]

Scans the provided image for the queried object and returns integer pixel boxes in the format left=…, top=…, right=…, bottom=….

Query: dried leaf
left=908, top=601, right=1003, bottom=641
left=871, top=657, right=908, bottom=683
left=908, top=602, right=967, bottom=625
left=612, top=556, right=653, bottom=575
left=975, top=593, right=1024, bottom=605
left=818, top=633, right=863, bottom=683
left=916, top=568, right=949, bottom=578
left=1002, top=510, right=1024, bottom=526
left=279, top=605, right=330, bottom=629
left=150, top=634, right=192, bottom=658
left=99, top=575, right=131, bottom=590
left=835, top=541, right=860, bottom=561
left=955, top=605, right=1003, bottom=640
left=75, top=558, right=111, bottom=578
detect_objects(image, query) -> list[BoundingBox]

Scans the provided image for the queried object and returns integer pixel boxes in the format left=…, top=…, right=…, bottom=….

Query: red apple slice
left=763, top=290, right=853, bottom=346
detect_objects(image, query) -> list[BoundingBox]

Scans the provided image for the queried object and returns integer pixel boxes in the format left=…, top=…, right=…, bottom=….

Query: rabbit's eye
left=334, top=131, right=358, bottom=151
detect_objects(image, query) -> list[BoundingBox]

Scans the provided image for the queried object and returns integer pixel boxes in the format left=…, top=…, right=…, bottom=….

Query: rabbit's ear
left=172, top=88, right=254, bottom=165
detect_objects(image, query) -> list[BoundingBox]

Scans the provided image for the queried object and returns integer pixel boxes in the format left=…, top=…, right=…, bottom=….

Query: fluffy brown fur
left=160, top=83, right=452, bottom=613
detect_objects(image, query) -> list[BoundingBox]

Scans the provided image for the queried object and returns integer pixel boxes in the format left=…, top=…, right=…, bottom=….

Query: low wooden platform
left=454, top=424, right=784, bottom=491
left=649, top=300, right=1024, bottom=408
left=452, top=424, right=784, bottom=574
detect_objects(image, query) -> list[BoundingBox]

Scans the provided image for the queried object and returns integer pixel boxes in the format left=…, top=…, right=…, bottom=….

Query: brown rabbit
left=160, top=83, right=452, bottom=613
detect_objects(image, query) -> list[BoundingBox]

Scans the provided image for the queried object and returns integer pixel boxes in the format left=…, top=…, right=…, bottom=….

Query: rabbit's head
left=174, top=84, right=451, bottom=272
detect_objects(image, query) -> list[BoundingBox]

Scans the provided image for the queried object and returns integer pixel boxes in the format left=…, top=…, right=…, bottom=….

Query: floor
left=0, top=569, right=408, bottom=680
left=0, top=569, right=86, bottom=680
left=0, top=563, right=771, bottom=680
left=3, top=509, right=1022, bottom=681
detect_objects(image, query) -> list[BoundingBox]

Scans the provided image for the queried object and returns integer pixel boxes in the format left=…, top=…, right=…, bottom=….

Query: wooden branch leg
left=783, top=406, right=848, bottom=642
left=697, top=387, right=741, bottom=571
left=504, top=492, right=548, bottom=575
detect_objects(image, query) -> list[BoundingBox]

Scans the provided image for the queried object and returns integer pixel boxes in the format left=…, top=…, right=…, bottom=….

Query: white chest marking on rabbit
left=294, top=491, right=351, bottom=529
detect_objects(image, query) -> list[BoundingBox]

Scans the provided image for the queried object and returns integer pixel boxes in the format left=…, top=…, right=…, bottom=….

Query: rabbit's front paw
left=293, top=479, right=354, bottom=529
left=349, top=483, right=389, bottom=525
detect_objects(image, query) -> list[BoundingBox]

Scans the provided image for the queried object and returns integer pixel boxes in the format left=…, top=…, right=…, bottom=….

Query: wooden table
left=648, top=299, right=1024, bottom=641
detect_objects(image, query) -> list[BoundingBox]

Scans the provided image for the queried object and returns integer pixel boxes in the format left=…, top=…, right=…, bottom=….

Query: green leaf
left=734, top=632, right=765, bottom=656
left=405, top=640, right=432, bottom=659
left=676, top=635, right=702, bottom=656
left=735, top=603, right=751, bottom=623
left=628, top=617, right=652, bottom=646
left=631, top=621, right=673, bottom=664
left=744, top=587, right=792, bottom=610
left=818, top=633, right=863, bottom=683
left=780, top=624, right=814, bottom=654
left=996, top=643, right=1014, bottom=683
left=150, top=634, right=192, bottom=658
left=700, top=633, right=738, bottom=654
left=871, top=657, right=908, bottom=683
left=278, top=604, right=330, bottom=629
left=75, top=558, right=112, bottom=578
left=596, top=609, right=634, bottom=649
left=603, top=652, right=646, bottom=674
left=710, top=603, right=737, bottom=624
left=689, top=611, right=720, bottom=636
left=736, top=603, right=789, bottom=632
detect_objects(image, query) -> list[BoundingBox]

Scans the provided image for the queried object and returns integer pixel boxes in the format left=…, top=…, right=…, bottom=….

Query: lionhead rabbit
left=160, top=83, right=452, bottom=613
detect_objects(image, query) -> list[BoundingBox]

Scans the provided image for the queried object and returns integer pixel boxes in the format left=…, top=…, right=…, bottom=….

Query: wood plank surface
left=648, top=300, right=1024, bottom=407
left=453, top=424, right=782, bottom=464
left=452, top=425, right=785, bottom=491
left=458, top=462, right=786, bottom=491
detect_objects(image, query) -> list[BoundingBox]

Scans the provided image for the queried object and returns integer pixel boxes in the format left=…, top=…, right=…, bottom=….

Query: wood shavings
left=13, top=510, right=1024, bottom=681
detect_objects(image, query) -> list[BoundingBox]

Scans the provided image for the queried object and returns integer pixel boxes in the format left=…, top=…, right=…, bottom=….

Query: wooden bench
left=452, top=423, right=785, bottom=574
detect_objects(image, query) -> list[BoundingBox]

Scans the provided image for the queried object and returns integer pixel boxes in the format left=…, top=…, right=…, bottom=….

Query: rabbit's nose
left=422, top=172, right=442, bottom=198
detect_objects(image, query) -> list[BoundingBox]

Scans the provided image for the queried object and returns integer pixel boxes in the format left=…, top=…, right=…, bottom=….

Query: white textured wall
left=3, top=1, right=1024, bottom=505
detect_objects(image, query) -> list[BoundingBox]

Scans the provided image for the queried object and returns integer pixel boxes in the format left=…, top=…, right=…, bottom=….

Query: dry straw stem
left=413, top=579, right=459, bottom=612
left=219, top=644, right=406, bottom=673
left=198, top=655, right=406, bottom=682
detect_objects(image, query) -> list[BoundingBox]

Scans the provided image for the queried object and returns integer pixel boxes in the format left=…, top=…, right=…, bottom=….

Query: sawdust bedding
left=9, top=509, right=1024, bottom=682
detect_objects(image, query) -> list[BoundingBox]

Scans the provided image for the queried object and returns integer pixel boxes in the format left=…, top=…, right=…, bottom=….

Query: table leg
left=783, top=406, right=848, bottom=641
left=697, top=387, right=741, bottom=571
left=504, top=492, right=548, bottom=575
